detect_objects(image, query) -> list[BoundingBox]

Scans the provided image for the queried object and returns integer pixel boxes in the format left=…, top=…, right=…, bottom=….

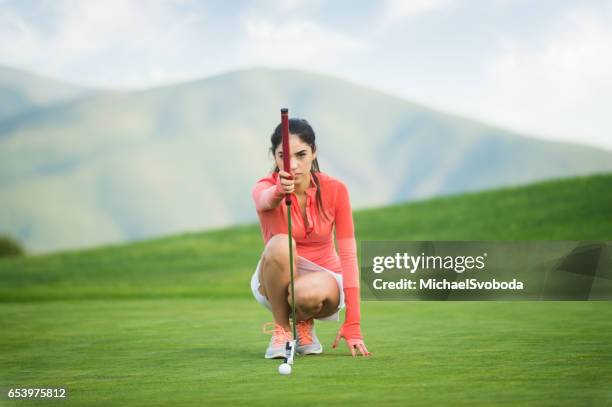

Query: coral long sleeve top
left=251, top=171, right=360, bottom=326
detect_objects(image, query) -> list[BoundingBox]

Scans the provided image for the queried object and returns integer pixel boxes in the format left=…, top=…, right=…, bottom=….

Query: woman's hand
left=332, top=322, right=372, bottom=357
left=277, top=170, right=295, bottom=195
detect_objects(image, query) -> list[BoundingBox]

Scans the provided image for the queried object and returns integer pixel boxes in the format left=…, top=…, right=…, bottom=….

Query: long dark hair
left=270, top=118, right=330, bottom=222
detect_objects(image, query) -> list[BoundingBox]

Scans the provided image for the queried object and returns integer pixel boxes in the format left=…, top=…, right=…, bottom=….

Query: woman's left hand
left=332, top=323, right=372, bottom=357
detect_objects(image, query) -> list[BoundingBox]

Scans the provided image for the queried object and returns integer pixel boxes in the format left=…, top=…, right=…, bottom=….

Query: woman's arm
left=333, top=180, right=370, bottom=356
left=334, top=181, right=363, bottom=338
left=252, top=175, right=285, bottom=212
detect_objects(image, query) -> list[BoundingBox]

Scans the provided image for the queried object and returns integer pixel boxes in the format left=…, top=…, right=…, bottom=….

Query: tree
left=0, top=235, right=25, bottom=257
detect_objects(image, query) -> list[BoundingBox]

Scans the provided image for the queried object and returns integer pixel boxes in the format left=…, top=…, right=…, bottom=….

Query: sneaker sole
left=265, top=350, right=287, bottom=359
left=297, top=345, right=323, bottom=355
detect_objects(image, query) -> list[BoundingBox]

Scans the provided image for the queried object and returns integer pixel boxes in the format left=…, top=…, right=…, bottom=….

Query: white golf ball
left=278, top=363, right=292, bottom=375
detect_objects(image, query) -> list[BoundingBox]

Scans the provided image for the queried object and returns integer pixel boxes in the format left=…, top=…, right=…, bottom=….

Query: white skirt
left=250, top=255, right=345, bottom=321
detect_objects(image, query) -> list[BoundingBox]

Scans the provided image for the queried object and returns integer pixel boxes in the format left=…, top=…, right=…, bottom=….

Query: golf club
left=281, top=107, right=297, bottom=370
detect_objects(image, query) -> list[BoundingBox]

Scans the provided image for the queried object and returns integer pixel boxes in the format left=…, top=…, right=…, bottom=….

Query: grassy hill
left=1, top=172, right=610, bottom=302
left=1, top=174, right=611, bottom=406
left=2, top=66, right=612, bottom=254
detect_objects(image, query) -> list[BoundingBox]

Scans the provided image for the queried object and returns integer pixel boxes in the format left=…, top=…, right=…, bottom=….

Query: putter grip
left=281, top=108, right=291, bottom=206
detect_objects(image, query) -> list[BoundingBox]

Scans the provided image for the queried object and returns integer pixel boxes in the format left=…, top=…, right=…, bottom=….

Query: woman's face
left=274, top=133, right=317, bottom=182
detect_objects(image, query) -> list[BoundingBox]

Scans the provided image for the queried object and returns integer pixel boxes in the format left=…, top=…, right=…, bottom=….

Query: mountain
left=1, top=67, right=611, bottom=253
left=0, top=65, right=92, bottom=122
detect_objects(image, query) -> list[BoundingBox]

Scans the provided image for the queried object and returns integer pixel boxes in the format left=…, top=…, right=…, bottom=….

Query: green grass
left=1, top=173, right=611, bottom=406
left=2, top=299, right=610, bottom=406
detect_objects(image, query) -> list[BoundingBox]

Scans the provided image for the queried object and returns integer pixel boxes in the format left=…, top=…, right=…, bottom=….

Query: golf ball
left=278, top=363, right=292, bottom=375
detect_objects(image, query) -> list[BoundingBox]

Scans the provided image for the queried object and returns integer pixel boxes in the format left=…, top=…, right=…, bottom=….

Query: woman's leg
left=289, top=271, right=340, bottom=320
left=258, top=234, right=341, bottom=325
left=258, top=234, right=297, bottom=332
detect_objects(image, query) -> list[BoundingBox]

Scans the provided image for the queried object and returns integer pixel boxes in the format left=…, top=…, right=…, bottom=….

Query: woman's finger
left=350, top=345, right=356, bottom=357
left=332, top=331, right=342, bottom=349
left=279, top=171, right=293, bottom=180
left=358, top=343, right=371, bottom=356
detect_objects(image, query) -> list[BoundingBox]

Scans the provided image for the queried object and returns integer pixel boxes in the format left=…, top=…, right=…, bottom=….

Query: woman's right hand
left=277, top=170, right=295, bottom=195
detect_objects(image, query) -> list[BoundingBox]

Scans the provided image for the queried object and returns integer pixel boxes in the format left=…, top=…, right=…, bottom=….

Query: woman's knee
left=262, top=234, right=296, bottom=268
left=289, top=279, right=324, bottom=312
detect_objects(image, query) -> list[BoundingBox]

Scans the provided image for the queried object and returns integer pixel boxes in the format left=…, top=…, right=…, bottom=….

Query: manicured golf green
left=1, top=173, right=611, bottom=406
left=2, top=299, right=611, bottom=406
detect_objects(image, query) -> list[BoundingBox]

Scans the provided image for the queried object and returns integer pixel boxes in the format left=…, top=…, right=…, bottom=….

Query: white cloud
left=0, top=0, right=204, bottom=87
left=239, top=17, right=364, bottom=69
left=380, top=0, right=450, bottom=25
left=481, top=6, right=612, bottom=149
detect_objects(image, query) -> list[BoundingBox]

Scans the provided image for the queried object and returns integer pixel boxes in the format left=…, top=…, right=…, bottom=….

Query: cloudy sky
left=1, top=0, right=611, bottom=150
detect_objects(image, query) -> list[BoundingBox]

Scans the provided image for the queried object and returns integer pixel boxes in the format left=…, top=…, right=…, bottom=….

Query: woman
left=250, top=118, right=371, bottom=358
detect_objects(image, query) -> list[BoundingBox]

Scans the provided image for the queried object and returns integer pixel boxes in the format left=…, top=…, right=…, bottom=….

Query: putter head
left=284, top=339, right=297, bottom=365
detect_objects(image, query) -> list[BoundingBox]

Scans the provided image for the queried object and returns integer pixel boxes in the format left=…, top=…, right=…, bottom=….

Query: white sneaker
left=262, top=322, right=293, bottom=359
left=296, top=319, right=323, bottom=355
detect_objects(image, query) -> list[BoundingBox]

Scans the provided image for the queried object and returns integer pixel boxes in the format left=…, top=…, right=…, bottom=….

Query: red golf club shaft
left=281, top=108, right=291, bottom=205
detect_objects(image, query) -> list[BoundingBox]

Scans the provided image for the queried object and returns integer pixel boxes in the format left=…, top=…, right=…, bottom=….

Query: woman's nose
left=290, top=157, right=299, bottom=171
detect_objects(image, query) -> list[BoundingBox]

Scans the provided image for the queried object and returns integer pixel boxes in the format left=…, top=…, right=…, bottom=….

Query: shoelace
left=262, top=322, right=292, bottom=347
left=296, top=319, right=313, bottom=345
